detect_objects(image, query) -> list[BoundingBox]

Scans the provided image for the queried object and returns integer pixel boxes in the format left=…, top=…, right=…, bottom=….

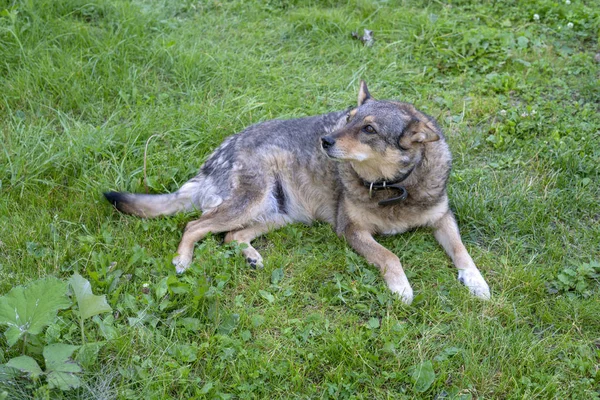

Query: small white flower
left=567, top=22, right=574, bottom=28
left=531, top=110, right=537, bottom=115
left=521, top=112, right=529, bottom=118
left=533, top=14, right=540, bottom=21
left=142, top=282, right=150, bottom=288
left=565, top=0, right=571, bottom=4
left=500, top=110, right=507, bottom=116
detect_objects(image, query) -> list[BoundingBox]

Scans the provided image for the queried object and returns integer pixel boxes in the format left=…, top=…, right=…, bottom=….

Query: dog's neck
left=352, top=164, right=416, bottom=206
left=360, top=164, right=416, bottom=186
left=350, top=158, right=406, bottom=183
left=350, top=157, right=416, bottom=184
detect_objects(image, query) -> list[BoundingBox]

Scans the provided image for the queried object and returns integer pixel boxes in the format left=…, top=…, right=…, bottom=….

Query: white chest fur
left=345, top=196, right=449, bottom=234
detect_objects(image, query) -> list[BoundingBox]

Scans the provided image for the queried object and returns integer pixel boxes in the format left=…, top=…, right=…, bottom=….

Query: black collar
left=360, top=165, right=415, bottom=206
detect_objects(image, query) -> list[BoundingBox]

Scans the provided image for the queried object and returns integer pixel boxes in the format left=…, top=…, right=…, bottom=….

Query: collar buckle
left=361, top=165, right=415, bottom=206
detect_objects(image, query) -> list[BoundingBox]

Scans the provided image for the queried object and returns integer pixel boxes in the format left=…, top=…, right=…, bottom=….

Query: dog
left=104, top=82, right=490, bottom=304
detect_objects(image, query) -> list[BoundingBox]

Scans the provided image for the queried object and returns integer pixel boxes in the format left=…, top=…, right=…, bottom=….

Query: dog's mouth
left=321, top=135, right=347, bottom=161
left=321, top=145, right=345, bottom=161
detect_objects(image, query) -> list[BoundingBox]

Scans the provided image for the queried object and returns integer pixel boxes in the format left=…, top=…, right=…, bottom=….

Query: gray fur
left=105, top=82, right=490, bottom=304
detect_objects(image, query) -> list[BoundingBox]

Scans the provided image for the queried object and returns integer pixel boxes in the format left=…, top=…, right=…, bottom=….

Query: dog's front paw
left=387, top=276, right=414, bottom=305
left=172, top=254, right=192, bottom=274
left=458, top=268, right=491, bottom=299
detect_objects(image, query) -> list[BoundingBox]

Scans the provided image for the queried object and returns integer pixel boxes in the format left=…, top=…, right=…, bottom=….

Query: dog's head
left=322, top=81, right=441, bottom=181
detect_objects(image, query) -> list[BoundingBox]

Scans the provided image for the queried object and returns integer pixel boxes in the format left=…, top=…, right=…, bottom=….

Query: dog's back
left=105, top=110, right=348, bottom=221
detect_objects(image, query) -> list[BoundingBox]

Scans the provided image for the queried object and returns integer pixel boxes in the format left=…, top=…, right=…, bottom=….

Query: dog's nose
left=321, top=136, right=335, bottom=149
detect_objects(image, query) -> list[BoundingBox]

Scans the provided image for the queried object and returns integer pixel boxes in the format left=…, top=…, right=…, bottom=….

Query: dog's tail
left=103, top=191, right=190, bottom=218
left=104, top=181, right=213, bottom=218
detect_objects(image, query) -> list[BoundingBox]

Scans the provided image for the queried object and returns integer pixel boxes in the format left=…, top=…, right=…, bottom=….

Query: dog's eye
left=362, top=125, right=376, bottom=134
left=346, top=114, right=352, bottom=123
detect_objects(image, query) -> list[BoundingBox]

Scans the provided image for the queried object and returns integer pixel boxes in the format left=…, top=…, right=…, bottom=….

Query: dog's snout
left=321, top=136, right=335, bottom=149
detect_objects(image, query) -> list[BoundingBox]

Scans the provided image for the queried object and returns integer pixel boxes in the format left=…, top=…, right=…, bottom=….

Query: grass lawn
left=1, top=0, right=599, bottom=398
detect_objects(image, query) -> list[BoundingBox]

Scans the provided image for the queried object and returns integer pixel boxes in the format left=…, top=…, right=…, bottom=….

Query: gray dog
left=105, top=82, right=490, bottom=304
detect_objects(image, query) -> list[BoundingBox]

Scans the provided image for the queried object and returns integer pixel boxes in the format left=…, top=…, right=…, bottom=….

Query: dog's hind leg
left=172, top=208, right=246, bottom=273
left=172, top=185, right=279, bottom=273
left=432, top=211, right=491, bottom=299
left=224, top=216, right=289, bottom=269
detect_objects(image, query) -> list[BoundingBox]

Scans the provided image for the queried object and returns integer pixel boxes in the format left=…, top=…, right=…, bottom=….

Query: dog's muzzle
left=321, top=135, right=336, bottom=150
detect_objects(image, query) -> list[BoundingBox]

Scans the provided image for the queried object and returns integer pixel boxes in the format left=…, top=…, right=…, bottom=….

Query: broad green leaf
left=47, top=371, right=81, bottom=391
left=69, top=273, right=112, bottom=320
left=166, top=275, right=190, bottom=295
left=75, top=342, right=105, bottom=369
left=155, top=277, right=169, bottom=299
left=0, top=277, right=71, bottom=346
left=168, top=343, right=197, bottom=363
left=44, top=344, right=81, bottom=373
left=258, top=290, right=274, bottom=303
left=218, top=313, right=240, bottom=335
left=382, top=342, right=396, bottom=354
left=44, top=343, right=82, bottom=390
left=179, top=317, right=201, bottom=332
left=367, top=318, right=380, bottom=329
left=576, top=280, right=588, bottom=293
left=241, top=330, right=252, bottom=341
left=251, top=314, right=265, bottom=327
left=271, top=268, right=284, bottom=285
left=434, top=347, right=463, bottom=362
left=199, top=381, right=213, bottom=394
left=6, top=355, right=43, bottom=379
left=557, top=273, right=572, bottom=285
left=93, top=315, right=118, bottom=340
left=0, top=364, right=20, bottom=382
left=517, top=36, right=529, bottom=49
left=4, top=328, right=21, bottom=348
left=410, top=360, right=436, bottom=393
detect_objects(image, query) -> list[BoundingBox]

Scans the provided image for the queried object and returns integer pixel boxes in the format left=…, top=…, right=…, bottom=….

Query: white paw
left=458, top=268, right=491, bottom=299
left=242, top=248, right=264, bottom=269
left=387, top=276, right=414, bottom=305
left=172, top=254, right=192, bottom=274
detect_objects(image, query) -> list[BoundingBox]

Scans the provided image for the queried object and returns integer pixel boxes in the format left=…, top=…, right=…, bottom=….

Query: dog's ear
left=358, top=80, right=373, bottom=106
left=405, top=119, right=440, bottom=143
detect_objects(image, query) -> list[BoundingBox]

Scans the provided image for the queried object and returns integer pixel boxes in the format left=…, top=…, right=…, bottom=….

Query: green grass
left=1, top=0, right=599, bottom=398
